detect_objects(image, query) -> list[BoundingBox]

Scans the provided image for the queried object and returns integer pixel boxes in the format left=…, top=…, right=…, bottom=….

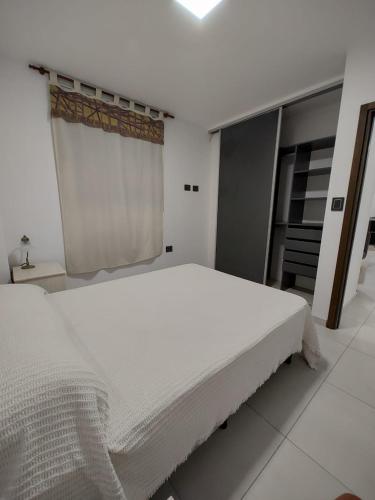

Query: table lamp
left=20, top=235, right=35, bottom=269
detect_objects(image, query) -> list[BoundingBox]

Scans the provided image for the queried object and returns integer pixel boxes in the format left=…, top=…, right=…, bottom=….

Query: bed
left=0, top=264, right=319, bottom=500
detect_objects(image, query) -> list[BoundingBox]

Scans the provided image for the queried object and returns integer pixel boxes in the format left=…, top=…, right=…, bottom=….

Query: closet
left=215, top=87, right=342, bottom=305
left=269, top=136, right=335, bottom=303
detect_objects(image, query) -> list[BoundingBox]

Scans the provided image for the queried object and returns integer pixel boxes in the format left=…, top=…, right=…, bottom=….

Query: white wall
left=0, top=56, right=211, bottom=288
left=280, top=88, right=342, bottom=147
left=313, top=37, right=375, bottom=320
left=370, top=189, right=375, bottom=218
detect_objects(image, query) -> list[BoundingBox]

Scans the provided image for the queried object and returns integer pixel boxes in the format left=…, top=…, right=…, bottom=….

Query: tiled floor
left=152, top=251, right=375, bottom=500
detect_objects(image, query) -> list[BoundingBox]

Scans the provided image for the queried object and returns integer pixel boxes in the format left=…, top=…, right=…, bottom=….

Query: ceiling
left=0, top=0, right=374, bottom=129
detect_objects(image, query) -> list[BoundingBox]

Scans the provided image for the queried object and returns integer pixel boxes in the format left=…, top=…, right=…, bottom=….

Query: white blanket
left=0, top=285, right=124, bottom=500
left=50, top=264, right=320, bottom=500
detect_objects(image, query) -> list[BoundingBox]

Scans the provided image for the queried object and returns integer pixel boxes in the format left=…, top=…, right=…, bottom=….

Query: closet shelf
left=290, top=195, right=327, bottom=201
left=293, top=166, right=331, bottom=176
left=288, top=221, right=323, bottom=227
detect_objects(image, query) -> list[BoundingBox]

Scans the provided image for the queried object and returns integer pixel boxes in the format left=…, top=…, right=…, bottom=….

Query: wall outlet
left=184, top=184, right=191, bottom=191
left=193, top=185, right=199, bottom=192
left=166, top=245, right=173, bottom=253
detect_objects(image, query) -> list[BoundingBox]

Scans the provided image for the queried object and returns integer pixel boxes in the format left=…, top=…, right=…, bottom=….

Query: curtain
left=50, top=84, right=164, bottom=275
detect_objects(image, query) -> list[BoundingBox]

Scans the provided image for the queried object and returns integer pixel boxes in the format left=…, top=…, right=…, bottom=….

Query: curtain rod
left=29, top=64, right=175, bottom=119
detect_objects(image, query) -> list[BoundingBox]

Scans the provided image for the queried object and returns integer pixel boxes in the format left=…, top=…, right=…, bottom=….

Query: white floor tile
left=315, top=286, right=375, bottom=347
left=170, top=405, right=283, bottom=500
left=357, top=284, right=375, bottom=302
left=315, top=321, right=360, bottom=347
left=351, top=323, right=375, bottom=358
left=359, top=250, right=375, bottom=292
left=246, top=334, right=345, bottom=434
left=341, top=290, right=375, bottom=329
left=288, top=384, right=375, bottom=500
left=243, top=440, right=349, bottom=500
left=327, top=347, right=375, bottom=408
left=362, top=307, right=375, bottom=328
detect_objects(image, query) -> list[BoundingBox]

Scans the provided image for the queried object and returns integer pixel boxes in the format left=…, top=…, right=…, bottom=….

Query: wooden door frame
left=327, top=101, right=375, bottom=329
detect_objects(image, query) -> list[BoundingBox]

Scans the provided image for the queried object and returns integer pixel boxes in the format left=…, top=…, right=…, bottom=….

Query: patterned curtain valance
left=50, top=85, right=164, bottom=145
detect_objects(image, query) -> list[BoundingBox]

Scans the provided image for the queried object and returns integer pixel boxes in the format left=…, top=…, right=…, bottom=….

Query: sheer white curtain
left=51, top=85, right=164, bottom=275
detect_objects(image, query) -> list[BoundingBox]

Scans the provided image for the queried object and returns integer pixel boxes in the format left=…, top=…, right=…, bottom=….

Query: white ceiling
left=0, top=0, right=374, bottom=129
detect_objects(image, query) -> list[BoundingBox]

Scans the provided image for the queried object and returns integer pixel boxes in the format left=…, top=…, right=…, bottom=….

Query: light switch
left=331, top=197, right=345, bottom=211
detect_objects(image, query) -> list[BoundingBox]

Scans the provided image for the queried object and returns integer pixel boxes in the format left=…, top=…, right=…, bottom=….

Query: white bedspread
left=0, top=285, right=124, bottom=500
left=49, top=264, right=320, bottom=500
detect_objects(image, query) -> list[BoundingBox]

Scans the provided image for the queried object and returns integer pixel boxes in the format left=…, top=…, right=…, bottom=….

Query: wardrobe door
left=215, top=109, right=281, bottom=283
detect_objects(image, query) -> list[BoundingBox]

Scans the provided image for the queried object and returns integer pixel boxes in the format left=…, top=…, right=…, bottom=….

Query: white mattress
left=49, top=264, right=319, bottom=500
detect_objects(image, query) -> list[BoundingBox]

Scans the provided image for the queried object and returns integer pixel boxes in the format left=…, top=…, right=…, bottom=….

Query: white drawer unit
left=12, top=262, right=66, bottom=293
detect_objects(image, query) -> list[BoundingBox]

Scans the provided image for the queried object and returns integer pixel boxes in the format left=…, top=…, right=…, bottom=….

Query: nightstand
left=12, top=262, right=66, bottom=293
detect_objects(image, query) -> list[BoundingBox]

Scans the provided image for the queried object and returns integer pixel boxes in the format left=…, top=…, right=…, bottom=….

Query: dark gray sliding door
left=215, top=109, right=281, bottom=283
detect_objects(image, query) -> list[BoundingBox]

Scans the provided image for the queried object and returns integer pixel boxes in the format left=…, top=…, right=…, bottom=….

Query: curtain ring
left=49, top=70, right=58, bottom=85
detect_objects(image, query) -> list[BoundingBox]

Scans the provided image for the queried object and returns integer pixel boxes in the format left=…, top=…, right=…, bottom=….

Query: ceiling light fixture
left=175, top=0, right=223, bottom=19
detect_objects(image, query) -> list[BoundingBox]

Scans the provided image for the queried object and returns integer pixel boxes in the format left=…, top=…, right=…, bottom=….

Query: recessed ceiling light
left=175, top=0, right=223, bottom=19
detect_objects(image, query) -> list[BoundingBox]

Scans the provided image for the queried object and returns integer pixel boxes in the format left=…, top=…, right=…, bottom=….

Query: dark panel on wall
left=215, top=110, right=280, bottom=283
